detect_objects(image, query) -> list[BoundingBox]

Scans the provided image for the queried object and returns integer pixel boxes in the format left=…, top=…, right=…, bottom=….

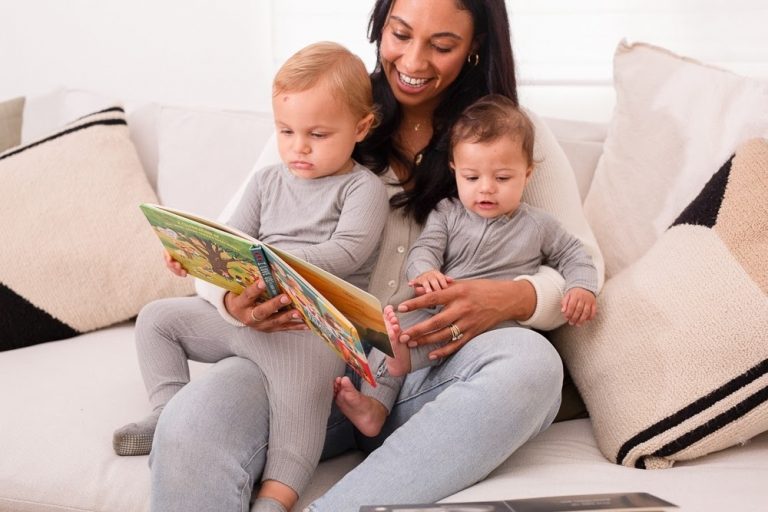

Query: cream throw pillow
left=584, top=41, right=768, bottom=278
left=553, top=138, right=768, bottom=469
left=0, top=106, right=193, bottom=351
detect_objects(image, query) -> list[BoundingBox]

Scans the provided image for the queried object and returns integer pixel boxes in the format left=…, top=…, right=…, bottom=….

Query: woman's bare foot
left=383, top=305, right=411, bottom=377
left=333, top=376, right=388, bottom=437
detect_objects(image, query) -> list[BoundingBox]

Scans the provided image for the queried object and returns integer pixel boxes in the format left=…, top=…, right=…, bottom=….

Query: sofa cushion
left=583, top=41, right=768, bottom=279
left=553, top=138, right=768, bottom=469
left=544, top=117, right=607, bottom=202
left=0, top=106, right=193, bottom=351
left=0, top=96, right=24, bottom=152
left=0, top=322, right=363, bottom=512
left=2, top=323, right=766, bottom=512
left=156, top=105, right=275, bottom=220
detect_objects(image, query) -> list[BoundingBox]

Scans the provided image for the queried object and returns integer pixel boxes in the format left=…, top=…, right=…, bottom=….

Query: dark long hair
left=354, top=0, right=518, bottom=224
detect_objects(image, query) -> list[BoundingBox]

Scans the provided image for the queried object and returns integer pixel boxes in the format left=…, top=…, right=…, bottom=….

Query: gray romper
left=134, top=162, right=388, bottom=494
left=363, top=197, right=598, bottom=412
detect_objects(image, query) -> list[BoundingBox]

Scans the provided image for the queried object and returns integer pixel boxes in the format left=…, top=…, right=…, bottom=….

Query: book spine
left=251, top=245, right=280, bottom=297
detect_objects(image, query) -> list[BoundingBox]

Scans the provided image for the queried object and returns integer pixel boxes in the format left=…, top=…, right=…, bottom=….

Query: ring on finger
left=448, top=323, right=463, bottom=342
left=250, top=307, right=264, bottom=323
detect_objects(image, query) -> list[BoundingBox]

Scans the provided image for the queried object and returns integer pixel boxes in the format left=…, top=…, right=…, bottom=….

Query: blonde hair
left=273, top=41, right=377, bottom=124
left=450, top=94, right=535, bottom=167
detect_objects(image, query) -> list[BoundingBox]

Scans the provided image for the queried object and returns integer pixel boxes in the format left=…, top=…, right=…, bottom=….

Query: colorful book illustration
left=358, top=492, right=678, bottom=512
left=139, top=203, right=393, bottom=386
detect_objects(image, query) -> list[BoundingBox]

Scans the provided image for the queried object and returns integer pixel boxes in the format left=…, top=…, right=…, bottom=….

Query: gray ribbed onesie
left=364, top=197, right=598, bottom=411
left=135, top=162, right=388, bottom=494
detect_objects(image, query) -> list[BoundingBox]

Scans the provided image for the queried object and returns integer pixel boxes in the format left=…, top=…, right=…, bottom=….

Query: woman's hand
left=224, top=280, right=308, bottom=332
left=163, top=250, right=187, bottom=277
left=396, top=279, right=537, bottom=359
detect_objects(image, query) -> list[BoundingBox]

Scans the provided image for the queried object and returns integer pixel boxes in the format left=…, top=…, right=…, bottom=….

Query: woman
left=150, top=1, right=603, bottom=511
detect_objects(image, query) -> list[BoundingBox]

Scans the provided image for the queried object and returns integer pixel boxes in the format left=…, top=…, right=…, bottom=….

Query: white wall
left=0, top=0, right=274, bottom=110
left=1, top=0, right=766, bottom=120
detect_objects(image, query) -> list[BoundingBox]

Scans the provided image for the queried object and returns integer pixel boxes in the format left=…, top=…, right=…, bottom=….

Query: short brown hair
left=450, top=94, right=535, bottom=167
left=273, top=41, right=377, bottom=124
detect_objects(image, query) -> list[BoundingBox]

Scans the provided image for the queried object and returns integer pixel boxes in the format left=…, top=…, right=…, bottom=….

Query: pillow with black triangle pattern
left=553, top=137, right=768, bottom=469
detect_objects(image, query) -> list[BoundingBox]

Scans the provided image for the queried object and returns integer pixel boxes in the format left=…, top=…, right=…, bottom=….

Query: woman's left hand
left=396, top=279, right=537, bottom=359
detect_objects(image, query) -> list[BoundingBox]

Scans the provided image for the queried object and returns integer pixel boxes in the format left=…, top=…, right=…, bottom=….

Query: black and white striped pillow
left=0, top=107, right=193, bottom=351
left=553, top=138, right=768, bottom=468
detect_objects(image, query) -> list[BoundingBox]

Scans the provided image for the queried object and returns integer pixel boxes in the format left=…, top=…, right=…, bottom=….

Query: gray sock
left=112, top=409, right=162, bottom=456
left=252, top=497, right=287, bottom=512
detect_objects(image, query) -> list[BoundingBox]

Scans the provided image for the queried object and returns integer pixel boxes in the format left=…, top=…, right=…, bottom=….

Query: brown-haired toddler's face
left=451, top=134, right=532, bottom=218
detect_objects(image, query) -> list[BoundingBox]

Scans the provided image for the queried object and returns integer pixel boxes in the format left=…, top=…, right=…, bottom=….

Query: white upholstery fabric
left=155, top=106, right=275, bottom=220
left=0, top=324, right=362, bottom=512
left=446, top=419, right=768, bottom=511
left=543, top=117, right=608, bottom=202
left=0, top=326, right=765, bottom=511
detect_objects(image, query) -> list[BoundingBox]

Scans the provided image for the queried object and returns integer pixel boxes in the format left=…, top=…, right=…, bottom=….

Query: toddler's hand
left=408, top=269, right=453, bottom=294
left=163, top=250, right=187, bottom=277
left=561, top=287, right=597, bottom=326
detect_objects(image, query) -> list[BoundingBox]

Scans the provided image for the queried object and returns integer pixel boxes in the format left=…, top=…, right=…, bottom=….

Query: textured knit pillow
left=0, top=96, right=24, bottom=152
left=552, top=138, right=768, bottom=469
left=0, top=107, right=194, bottom=351
left=584, top=41, right=768, bottom=279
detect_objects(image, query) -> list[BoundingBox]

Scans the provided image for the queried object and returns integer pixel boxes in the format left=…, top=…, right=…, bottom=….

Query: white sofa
left=1, top=82, right=767, bottom=512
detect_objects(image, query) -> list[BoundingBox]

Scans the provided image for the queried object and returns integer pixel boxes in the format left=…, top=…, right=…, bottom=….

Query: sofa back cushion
left=155, top=106, right=274, bottom=220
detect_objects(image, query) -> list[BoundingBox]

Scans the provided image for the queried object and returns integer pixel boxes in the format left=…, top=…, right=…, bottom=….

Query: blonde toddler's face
left=452, top=135, right=532, bottom=218
left=272, top=83, right=372, bottom=179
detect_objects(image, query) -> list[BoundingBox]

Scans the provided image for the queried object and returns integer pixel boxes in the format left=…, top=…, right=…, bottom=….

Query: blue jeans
left=149, top=327, right=563, bottom=512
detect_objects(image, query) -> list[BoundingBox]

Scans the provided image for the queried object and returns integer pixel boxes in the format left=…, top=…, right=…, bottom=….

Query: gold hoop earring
left=467, top=53, right=479, bottom=67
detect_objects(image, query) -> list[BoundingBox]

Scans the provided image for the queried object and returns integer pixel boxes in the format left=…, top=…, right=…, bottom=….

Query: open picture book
left=139, top=203, right=393, bottom=386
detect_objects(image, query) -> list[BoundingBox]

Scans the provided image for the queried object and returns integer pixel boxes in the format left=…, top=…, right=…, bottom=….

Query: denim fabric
left=150, top=327, right=563, bottom=512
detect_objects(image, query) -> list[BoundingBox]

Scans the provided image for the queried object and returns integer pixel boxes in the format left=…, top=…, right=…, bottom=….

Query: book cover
left=358, top=492, right=678, bottom=512
left=140, top=203, right=392, bottom=386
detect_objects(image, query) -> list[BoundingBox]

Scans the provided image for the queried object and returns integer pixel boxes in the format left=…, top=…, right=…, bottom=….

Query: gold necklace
left=406, top=118, right=429, bottom=132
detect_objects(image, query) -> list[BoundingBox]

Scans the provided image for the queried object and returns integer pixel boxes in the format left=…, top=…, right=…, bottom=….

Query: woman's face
left=379, top=0, right=475, bottom=112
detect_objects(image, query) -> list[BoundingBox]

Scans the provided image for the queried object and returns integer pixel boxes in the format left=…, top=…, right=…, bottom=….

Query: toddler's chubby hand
left=561, top=287, right=597, bottom=326
left=408, top=269, right=454, bottom=294
left=163, top=250, right=187, bottom=277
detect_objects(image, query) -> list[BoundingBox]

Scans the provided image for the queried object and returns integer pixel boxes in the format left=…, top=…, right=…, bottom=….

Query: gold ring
left=250, top=308, right=263, bottom=323
left=448, top=323, right=463, bottom=342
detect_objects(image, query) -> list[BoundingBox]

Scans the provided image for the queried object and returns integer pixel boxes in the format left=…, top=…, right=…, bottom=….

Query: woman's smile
left=397, top=71, right=431, bottom=90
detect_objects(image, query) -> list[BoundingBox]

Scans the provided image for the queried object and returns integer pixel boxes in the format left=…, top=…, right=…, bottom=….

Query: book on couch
left=359, top=492, right=677, bottom=511
left=139, top=203, right=392, bottom=386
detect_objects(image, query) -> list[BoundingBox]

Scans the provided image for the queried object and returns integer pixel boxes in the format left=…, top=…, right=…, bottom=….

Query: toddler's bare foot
left=383, top=305, right=411, bottom=377
left=334, top=376, right=387, bottom=437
